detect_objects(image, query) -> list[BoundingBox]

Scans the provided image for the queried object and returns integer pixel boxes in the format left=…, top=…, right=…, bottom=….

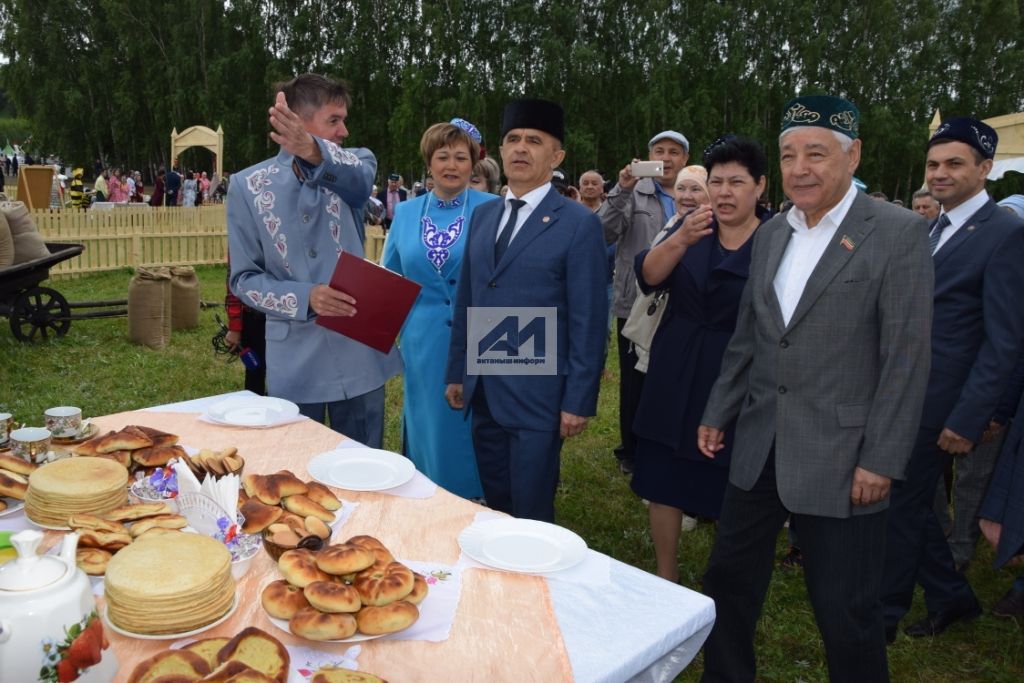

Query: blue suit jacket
left=445, top=187, right=608, bottom=431
left=979, top=359, right=1024, bottom=567
left=921, top=198, right=1024, bottom=442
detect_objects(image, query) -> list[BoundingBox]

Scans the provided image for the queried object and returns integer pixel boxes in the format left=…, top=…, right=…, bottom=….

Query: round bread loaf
left=304, top=581, right=361, bottom=613
left=289, top=607, right=357, bottom=641
left=353, top=561, right=415, bottom=606
left=355, top=600, right=419, bottom=635
left=278, top=548, right=331, bottom=587
left=261, top=579, right=311, bottom=620
left=345, top=535, right=394, bottom=565
left=406, top=573, right=429, bottom=606
left=316, top=543, right=374, bottom=575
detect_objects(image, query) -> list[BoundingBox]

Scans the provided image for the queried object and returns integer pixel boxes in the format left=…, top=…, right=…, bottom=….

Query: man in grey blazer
left=696, top=96, right=933, bottom=682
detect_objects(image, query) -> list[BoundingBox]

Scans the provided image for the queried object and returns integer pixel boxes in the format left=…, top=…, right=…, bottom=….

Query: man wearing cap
left=601, top=130, right=689, bottom=474
left=697, top=95, right=933, bottom=681
left=445, top=98, right=608, bottom=522
left=880, top=117, right=1024, bottom=640
left=375, top=172, right=406, bottom=232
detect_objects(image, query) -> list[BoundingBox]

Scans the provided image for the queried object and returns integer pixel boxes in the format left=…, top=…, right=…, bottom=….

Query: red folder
left=315, top=251, right=422, bottom=353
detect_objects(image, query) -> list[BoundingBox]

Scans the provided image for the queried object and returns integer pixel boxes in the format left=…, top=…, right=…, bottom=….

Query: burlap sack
left=0, top=211, right=13, bottom=268
left=128, top=267, right=172, bottom=349
left=1, top=200, right=49, bottom=264
left=170, top=266, right=200, bottom=330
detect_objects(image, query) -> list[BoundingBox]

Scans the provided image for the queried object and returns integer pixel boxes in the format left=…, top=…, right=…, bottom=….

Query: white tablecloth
left=142, top=392, right=716, bottom=681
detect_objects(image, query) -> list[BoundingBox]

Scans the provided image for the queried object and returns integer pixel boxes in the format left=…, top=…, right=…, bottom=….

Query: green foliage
left=0, top=116, right=31, bottom=145
left=1, top=1, right=1024, bottom=199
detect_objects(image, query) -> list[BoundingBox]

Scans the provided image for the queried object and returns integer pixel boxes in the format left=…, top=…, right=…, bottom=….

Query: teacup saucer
left=50, top=422, right=99, bottom=445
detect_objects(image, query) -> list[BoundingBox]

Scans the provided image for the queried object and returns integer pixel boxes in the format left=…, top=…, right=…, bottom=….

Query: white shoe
left=681, top=514, right=698, bottom=532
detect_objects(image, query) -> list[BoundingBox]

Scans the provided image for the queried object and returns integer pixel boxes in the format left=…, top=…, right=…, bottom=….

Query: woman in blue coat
left=382, top=120, right=495, bottom=499
left=631, top=137, right=769, bottom=581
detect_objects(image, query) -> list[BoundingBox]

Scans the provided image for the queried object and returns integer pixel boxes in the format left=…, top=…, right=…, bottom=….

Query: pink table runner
left=92, top=410, right=573, bottom=682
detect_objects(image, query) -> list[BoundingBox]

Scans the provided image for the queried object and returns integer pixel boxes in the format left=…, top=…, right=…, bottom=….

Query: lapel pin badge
left=966, top=224, right=976, bottom=232
left=542, top=216, right=551, bottom=223
left=840, top=235, right=855, bottom=251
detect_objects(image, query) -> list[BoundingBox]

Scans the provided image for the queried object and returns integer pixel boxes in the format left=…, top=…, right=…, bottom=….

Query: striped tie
left=929, top=214, right=951, bottom=255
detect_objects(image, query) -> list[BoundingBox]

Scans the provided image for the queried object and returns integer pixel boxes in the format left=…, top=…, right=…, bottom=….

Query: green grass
left=2, top=265, right=1021, bottom=682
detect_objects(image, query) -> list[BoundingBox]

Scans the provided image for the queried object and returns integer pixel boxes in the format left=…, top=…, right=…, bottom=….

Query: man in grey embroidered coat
left=228, top=74, right=402, bottom=446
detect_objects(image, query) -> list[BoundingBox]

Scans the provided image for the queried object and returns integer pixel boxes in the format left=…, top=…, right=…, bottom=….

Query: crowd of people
left=224, top=74, right=1024, bottom=682
left=1, top=155, right=229, bottom=209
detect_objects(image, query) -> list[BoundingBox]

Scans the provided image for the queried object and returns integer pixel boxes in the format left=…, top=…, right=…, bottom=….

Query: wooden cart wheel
left=9, top=286, right=71, bottom=341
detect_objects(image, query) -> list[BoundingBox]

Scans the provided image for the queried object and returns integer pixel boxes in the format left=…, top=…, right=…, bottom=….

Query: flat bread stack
left=25, top=457, right=128, bottom=527
left=105, top=533, right=235, bottom=635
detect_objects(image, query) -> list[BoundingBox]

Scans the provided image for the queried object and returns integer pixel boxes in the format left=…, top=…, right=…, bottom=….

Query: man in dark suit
left=697, top=95, right=934, bottom=682
left=165, top=167, right=181, bottom=206
left=880, top=117, right=1024, bottom=639
left=375, top=172, right=406, bottom=232
left=445, top=98, right=608, bottom=522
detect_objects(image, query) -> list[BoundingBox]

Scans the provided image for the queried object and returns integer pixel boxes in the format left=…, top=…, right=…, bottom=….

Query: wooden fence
left=13, top=204, right=386, bottom=277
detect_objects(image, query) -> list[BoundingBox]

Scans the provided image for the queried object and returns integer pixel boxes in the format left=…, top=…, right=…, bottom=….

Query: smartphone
left=630, top=160, right=664, bottom=178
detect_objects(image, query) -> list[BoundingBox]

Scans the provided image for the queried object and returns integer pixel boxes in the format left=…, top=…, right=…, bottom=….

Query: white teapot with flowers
left=0, top=530, right=117, bottom=682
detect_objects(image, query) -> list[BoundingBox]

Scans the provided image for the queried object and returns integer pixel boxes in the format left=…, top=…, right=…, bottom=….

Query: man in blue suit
left=881, top=117, right=1024, bottom=640
left=445, top=99, right=608, bottom=522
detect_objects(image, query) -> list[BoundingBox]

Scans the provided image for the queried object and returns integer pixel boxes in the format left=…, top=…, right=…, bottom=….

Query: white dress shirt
left=774, top=182, right=858, bottom=325
left=933, top=189, right=989, bottom=252
left=496, top=182, right=552, bottom=245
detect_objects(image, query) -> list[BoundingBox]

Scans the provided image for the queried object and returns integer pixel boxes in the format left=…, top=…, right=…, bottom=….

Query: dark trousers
left=615, top=317, right=645, bottom=460
left=471, top=379, right=562, bottom=522
left=881, top=427, right=977, bottom=625
left=297, top=385, right=385, bottom=448
left=240, top=307, right=266, bottom=396
left=166, top=190, right=178, bottom=206
left=702, top=454, right=890, bottom=683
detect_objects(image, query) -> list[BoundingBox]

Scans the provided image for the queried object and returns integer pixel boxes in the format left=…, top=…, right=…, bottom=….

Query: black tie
left=929, top=213, right=951, bottom=255
left=495, top=199, right=526, bottom=262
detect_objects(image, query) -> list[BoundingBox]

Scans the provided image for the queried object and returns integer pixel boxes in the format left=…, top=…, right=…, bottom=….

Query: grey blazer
left=702, top=192, right=934, bottom=518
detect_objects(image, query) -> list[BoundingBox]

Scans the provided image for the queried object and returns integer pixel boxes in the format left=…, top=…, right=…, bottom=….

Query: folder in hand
left=315, top=251, right=422, bottom=353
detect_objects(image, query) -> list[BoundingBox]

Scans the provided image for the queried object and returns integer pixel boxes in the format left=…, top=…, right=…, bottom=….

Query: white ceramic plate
left=0, top=497, right=25, bottom=517
left=266, top=614, right=383, bottom=643
left=307, top=448, right=416, bottom=492
left=458, top=518, right=588, bottom=573
left=102, top=594, right=238, bottom=640
left=27, top=517, right=71, bottom=531
left=203, top=396, right=300, bottom=428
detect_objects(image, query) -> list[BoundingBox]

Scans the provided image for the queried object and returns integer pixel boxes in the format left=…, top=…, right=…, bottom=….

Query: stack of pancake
left=25, top=457, right=128, bottom=527
left=104, top=533, right=236, bottom=635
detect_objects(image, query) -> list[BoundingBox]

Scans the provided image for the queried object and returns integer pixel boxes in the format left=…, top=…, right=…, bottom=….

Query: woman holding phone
left=631, top=137, right=769, bottom=582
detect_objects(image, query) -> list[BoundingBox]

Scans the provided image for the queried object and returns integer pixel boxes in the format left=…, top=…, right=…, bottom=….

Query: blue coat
left=979, top=358, right=1024, bottom=567
left=382, top=189, right=494, bottom=497
left=228, top=137, right=403, bottom=404
left=921, top=198, right=1024, bottom=442
left=632, top=219, right=757, bottom=465
left=445, top=187, right=608, bottom=430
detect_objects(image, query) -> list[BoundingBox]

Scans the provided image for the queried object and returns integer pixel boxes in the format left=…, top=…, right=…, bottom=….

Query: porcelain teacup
left=44, top=407, right=82, bottom=439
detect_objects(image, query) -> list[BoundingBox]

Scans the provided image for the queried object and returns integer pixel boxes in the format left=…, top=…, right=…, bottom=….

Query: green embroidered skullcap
left=780, top=95, right=860, bottom=139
